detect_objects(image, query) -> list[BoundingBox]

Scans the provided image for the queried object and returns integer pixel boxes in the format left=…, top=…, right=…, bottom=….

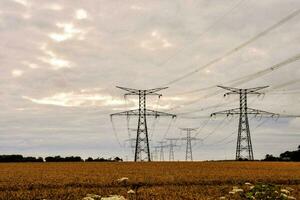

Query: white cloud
left=47, top=4, right=63, bottom=11
left=22, top=61, right=39, bottom=69
left=75, top=9, right=88, bottom=20
left=39, top=57, right=70, bottom=70
left=12, top=0, right=30, bottom=7
left=130, top=5, right=144, bottom=11
left=11, top=69, right=24, bottom=77
left=23, top=90, right=126, bottom=107
left=39, top=44, right=71, bottom=70
left=140, top=30, right=173, bottom=51
left=49, top=23, right=85, bottom=42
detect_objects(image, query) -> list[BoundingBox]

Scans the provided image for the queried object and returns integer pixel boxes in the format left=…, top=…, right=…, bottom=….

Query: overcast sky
left=0, top=0, right=299, bottom=161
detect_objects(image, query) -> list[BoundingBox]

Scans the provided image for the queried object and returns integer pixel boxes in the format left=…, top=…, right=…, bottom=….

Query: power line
left=170, top=51, right=300, bottom=97
left=166, top=53, right=300, bottom=112
left=162, top=8, right=300, bottom=86
left=155, top=0, right=246, bottom=68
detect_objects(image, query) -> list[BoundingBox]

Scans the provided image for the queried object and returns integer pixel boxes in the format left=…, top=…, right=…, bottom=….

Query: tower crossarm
left=246, top=108, right=279, bottom=117
left=165, top=138, right=181, bottom=141
left=211, top=108, right=241, bottom=116
left=211, top=108, right=279, bottom=117
left=180, top=128, right=198, bottom=131
left=116, top=86, right=140, bottom=95
left=217, top=85, right=240, bottom=93
left=246, top=86, right=269, bottom=93
left=110, top=109, right=140, bottom=117
left=218, top=85, right=269, bottom=96
left=180, top=137, right=202, bottom=141
left=145, top=109, right=177, bottom=118
left=145, top=87, right=169, bottom=95
left=111, top=109, right=176, bottom=118
left=116, top=86, right=168, bottom=97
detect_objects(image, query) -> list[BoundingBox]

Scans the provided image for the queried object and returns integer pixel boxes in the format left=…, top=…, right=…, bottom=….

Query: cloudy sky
left=0, top=0, right=299, bottom=161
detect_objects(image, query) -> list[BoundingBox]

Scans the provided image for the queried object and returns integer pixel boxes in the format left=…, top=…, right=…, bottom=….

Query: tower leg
left=135, top=91, right=151, bottom=162
left=236, top=92, right=254, bottom=160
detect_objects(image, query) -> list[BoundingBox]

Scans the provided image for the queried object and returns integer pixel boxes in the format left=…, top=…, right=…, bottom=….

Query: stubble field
left=0, top=161, right=299, bottom=199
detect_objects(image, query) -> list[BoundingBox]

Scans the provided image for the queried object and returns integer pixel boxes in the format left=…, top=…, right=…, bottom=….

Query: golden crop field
left=0, top=162, right=299, bottom=200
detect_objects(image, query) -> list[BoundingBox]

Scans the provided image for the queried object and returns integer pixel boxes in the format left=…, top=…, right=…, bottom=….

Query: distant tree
left=45, top=156, right=83, bottom=162
left=114, top=157, right=123, bottom=162
left=85, top=157, right=123, bottom=162
left=263, top=145, right=300, bottom=162
left=0, top=155, right=23, bottom=162
left=0, top=155, right=43, bottom=162
left=264, top=154, right=280, bottom=161
left=85, top=157, right=94, bottom=162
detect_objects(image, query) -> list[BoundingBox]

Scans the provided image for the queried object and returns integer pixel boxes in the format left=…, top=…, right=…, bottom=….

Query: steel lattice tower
left=157, top=141, right=167, bottom=161
left=151, top=146, right=160, bottom=161
left=211, top=86, right=278, bottom=160
left=111, top=86, right=176, bottom=162
left=165, top=138, right=180, bottom=161
left=180, top=128, right=201, bottom=161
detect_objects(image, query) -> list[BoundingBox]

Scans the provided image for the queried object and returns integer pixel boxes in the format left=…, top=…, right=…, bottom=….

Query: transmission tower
left=155, top=141, right=168, bottom=161
left=111, top=86, right=176, bottom=162
left=151, top=146, right=160, bottom=161
left=211, top=86, right=278, bottom=160
left=165, top=138, right=180, bottom=161
left=180, top=128, right=201, bottom=161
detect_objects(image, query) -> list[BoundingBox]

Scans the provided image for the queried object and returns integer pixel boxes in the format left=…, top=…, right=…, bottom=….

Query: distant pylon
left=211, top=86, right=279, bottom=160
left=180, top=128, right=201, bottom=161
left=155, top=141, right=168, bottom=161
left=111, top=86, right=176, bottom=162
left=165, top=138, right=180, bottom=161
left=151, top=146, right=160, bottom=161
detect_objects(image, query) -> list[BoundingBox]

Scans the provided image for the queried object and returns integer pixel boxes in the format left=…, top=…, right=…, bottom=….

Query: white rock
left=101, top=195, right=126, bottom=200
left=117, top=177, right=129, bottom=183
left=127, top=189, right=135, bottom=194
left=83, top=197, right=95, bottom=200
left=286, top=187, right=295, bottom=192
left=232, top=188, right=244, bottom=193
left=245, top=182, right=252, bottom=186
left=281, top=189, right=290, bottom=195
left=255, top=192, right=261, bottom=196
left=86, top=194, right=101, bottom=199
left=287, top=196, right=296, bottom=200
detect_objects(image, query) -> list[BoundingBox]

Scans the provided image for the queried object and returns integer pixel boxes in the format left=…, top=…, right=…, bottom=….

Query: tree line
left=0, top=155, right=123, bottom=162
left=263, top=145, right=300, bottom=161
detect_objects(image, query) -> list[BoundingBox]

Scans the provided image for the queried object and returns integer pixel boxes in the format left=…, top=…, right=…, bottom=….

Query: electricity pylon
left=151, top=146, right=160, bottom=161
left=111, top=86, right=176, bottom=162
left=165, top=138, right=180, bottom=161
left=211, top=86, right=279, bottom=160
left=155, top=141, right=168, bottom=161
left=180, top=128, right=202, bottom=161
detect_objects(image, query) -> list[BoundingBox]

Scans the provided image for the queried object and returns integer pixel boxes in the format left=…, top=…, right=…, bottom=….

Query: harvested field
left=0, top=162, right=299, bottom=199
